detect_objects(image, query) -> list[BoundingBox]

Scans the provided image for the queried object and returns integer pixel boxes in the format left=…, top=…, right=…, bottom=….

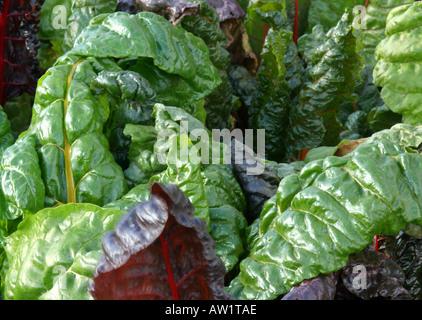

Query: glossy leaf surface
left=287, top=9, right=364, bottom=153
left=89, top=183, right=232, bottom=300
left=228, top=124, right=422, bottom=300
left=2, top=203, right=125, bottom=300
left=373, top=2, right=422, bottom=125
left=71, top=12, right=221, bottom=101
left=361, top=0, right=414, bottom=66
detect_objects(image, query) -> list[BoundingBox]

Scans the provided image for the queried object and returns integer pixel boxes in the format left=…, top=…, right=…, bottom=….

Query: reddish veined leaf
left=89, top=183, right=232, bottom=300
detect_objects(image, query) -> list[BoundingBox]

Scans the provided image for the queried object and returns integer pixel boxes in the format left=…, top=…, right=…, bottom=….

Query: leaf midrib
left=63, top=59, right=84, bottom=203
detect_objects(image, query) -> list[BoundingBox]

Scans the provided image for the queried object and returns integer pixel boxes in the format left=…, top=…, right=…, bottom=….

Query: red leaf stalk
left=0, top=0, right=11, bottom=105
left=293, top=0, right=299, bottom=44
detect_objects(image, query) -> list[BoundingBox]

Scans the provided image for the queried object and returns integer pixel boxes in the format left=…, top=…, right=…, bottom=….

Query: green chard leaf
left=107, top=127, right=247, bottom=273
left=340, top=64, right=402, bottom=140
left=38, top=0, right=118, bottom=66
left=72, top=12, right=221, bottom=103
left=1, top=11, right=220, bottom=224
left=0, top=134, right=44, bottom=221
left=373, top=2, right=422, bottom=125
left=1, top=203, right=124, bottom=300
left=244, top=0, right=286, bottom=64
left=286, top=8, right=365, bottom=155
left=228, top=124, right=422, bottom=300
left=180, top=0, right=239, bottom=130
left=90, top=70, right=157, bottom=169
left=123, top=103, right=215, bottom=188
left=201, top=164, right=248, bottom=272
left=361, top=0, right=415, bottom=67
left=38, top=0, right=72, bottom=41
left=247, top=7, right=295, bottom=162
left=62, top=0, right=118, bottom=52
left=0, top=106, right=14, bottom=159
left=297, top=24, right=326, bottom=64
left=123, top=124, right=164, bottom=187
left=23, top=55, right=128, bottom=207
left=150, top=135, right=211, bottom=228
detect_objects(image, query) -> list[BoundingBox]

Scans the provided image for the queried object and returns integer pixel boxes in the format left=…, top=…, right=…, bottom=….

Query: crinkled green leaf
left=71, top=12, right=221, bottom=102
left=394, top=232, right=422, bottom=299
left=361, top=0, right=414, bottom=66
left=284, top=33, right=306, bottom=103
left=208, top=205, right=247, bottom=273
left=123, top=124, right=164, bottom=187
left=122, top=103, right=217, bottom=189
left=63, top=0, right=118, bottom=52
left=150, top=135, right=211, bottom=229
left=38, top=0, right=117, bottom=66
left=0, top=106, right=14, bottom=159
left=91, top=70, right=156, bottom=168
left=23, top=55, right=127, bottom=207
left=180, top=0, right=238, bottom=130
left=201, top=164, right=247, bottom=215
left=297, top=24, right=326, bottom=64
left=286, top=9, right=364, bottom=154
left=351, top=64, right=383, bottom=114
left=244, top=0, right=286, bottom=64
left=0, top=135, right=45, bottom=221
left=119, top=57, right=213, bottom=111
left=123, top=124, right=157, bottom=155
left=339, top=64, right=401, bottom=140
left=38, top=0, right=72, bottom=40
left=103, top=183, right=152, bottom=213
left=114, top=4, right=224, bottom=116
left=228, top=124, right=422, bottom=300
left=228, top=65, right=257, bottom=111
left=1, top=203, right=124, bottom=300
left=201, top=164, right=247, bottom=272
left=247, top=8, right=294, bottom=162
left=373, top=2, right=422, bottom=125
left=153, top=104, right=211, bottom=163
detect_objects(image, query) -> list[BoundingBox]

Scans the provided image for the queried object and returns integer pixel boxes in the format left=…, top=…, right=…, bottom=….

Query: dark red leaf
left=0, top=0, right=44, bottom=106
left=205, top=0, right=245, bottom=22
left=89, top=183, right=233, bottom=300
left=282, top=272, right=339, bottom=300
left=340, top=248, right=412, bottom=300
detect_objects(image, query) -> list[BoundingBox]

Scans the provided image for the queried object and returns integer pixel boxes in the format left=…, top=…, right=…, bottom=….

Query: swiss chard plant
left=1, top=0, right=422, bottom=301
